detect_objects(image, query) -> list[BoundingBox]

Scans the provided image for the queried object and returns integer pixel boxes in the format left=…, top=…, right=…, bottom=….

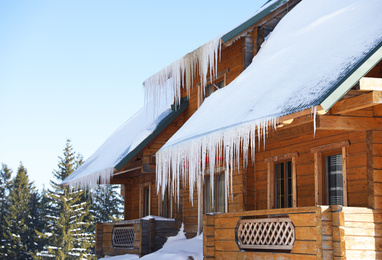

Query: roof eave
left=221, top=0, right=290, bottom=43
left=114, top=99, right=189, bottom=171
left=320, top=41, right=382, bottom=112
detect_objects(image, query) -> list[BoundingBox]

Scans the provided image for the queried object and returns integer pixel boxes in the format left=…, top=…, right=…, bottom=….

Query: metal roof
left=221, top=0, right=290, bottom=43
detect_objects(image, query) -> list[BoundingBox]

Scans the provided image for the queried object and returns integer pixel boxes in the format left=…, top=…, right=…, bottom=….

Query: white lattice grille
left=237, top=217, right=295, bottom=250
left=112, top=226, right=135, bottom=247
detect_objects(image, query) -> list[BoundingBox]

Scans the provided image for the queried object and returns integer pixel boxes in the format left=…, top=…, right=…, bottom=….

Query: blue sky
left=0, top=0, right=267, bottom=189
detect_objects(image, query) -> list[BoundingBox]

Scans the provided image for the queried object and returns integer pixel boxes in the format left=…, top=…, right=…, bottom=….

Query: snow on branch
left=143, top=37, right=221, bottom=115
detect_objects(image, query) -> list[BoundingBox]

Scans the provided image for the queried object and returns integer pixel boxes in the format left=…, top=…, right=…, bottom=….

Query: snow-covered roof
left=143, top=0, right=292, bottom=115
left=62, top=100, right=188, bottom=190
left=156, top=0, right=382, bottom=201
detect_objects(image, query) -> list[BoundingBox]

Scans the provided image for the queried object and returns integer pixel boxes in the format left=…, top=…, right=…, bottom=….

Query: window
left=204, top=173, right=226, bottom=213
left=205, top=81, right=224, bottom=99
left=324, top=153, right=343, bottom=205
left=197, top=69, right=228, bottom=108
left=143, top=187, right=150, bottom=216
left=159, top=186, right=172, bottom=218
left=311, top=141, right=349, bottom=206
left=275, top=161, right=293, bottom=208
left=266, top=152, right=298, bottom=209
left=139, top=182, right=151, bottom=218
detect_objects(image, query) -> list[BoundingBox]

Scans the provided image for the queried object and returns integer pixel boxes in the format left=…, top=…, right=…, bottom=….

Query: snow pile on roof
left=156, top=0, right=382, bottom=202
left=62, top=105, right=172, bottom=190
left=143, top=37, right=221, bottom=115
left=100, top=225, right=203, bottom=260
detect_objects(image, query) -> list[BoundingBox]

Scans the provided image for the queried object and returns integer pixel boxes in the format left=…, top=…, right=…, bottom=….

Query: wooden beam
left=311, top=141, right=350, bottom=153
left=330, top=91, right=382, bottom=114
left=264, top=152, right=298, bottom=163
left=317, top=115, right=382, bottom=131
left=356, top=77, right=382, bottom=91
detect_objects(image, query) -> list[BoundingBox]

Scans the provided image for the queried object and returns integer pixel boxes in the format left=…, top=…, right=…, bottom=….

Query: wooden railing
left=96, top=218, right=181, bottom=257
left=236, top=217, right=295, bottom=250
left=112, top=226, right=135, bottom=247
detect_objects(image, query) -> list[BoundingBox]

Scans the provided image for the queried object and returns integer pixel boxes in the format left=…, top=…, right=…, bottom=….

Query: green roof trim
left=320, top=41, right=382, bottom=112
left=114, top=98, right=189, bottom=171
left=221, top=0, right=288, bottom=43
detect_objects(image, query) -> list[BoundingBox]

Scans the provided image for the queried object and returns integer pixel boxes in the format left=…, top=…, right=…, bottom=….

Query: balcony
left=204, top=206, right=382, bottom=259
left=96, top=217, right=181, bottom=257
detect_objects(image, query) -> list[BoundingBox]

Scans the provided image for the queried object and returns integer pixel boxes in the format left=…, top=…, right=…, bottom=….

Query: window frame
left=158, top=185, right=173, bottom=218
left=139, top=182, right=151, bottom=218
left=311, top=141, right=349, bottom=206
left=197, top=68, right=229, bottom=108
left=204, top=170, right=226, bottom=214
left=265, top=152, right=298, bottom=209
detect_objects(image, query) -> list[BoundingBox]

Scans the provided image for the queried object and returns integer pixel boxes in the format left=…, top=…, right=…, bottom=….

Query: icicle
left=63, top=167, right=114, bottom=192
left=156, top=109, right=323, bottom=207
left=144, top=37, right=221, bottom=116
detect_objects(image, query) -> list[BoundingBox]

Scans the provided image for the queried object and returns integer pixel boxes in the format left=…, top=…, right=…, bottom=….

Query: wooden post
left=267, top=162, right=274, bottom=209
left=341, top=146, right=348, bottom=206
left=203, top=214, right=215, bottom=259
left=314, top=152, right=323, bottom=205
left=292, top=157, right=297, bottom=207
left=367, top=130, right=375, bottom=209
left=95, top=223, right=103, bottom=257
left=149, top=218, right=155, bottom=254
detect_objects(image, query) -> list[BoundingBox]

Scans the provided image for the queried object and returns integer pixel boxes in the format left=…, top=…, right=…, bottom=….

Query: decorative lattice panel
left=237, top=217, right=295, bottom=250
left=112, top=226, right=135, bottom=248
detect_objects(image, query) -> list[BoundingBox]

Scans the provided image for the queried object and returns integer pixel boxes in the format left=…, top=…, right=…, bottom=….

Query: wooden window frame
left=139, top=182, right=151, bottom=218
left=265, top=152, right=298, bottom=209
left=203, top=171, right=226, bottom=214
left=311, top=141, right=349, bottom=206
left=197, top=68, right=229, bottom=108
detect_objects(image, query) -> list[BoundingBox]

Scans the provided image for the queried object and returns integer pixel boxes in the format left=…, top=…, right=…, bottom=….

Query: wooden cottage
left=63, top=0, right=382, bottom=259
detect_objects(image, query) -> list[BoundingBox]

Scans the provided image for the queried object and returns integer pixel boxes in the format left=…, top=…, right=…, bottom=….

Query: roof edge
left=221, top=0, right=291, bottom=43
left=114, top=98, right=189, bottom=171
left=320, top=41, right=382, bottom=112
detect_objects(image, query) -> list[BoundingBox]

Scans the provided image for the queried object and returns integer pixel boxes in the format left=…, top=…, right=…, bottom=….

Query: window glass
left=326, top=154, right=343, bottom=205
left=204, top=173, right=226, bottom=213
left=275, top=161, right=292, bottom=208
left=144, top=187, right=150, bottom=216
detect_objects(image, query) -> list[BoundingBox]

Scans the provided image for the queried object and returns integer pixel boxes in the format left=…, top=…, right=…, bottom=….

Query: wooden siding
left=204, top=206, right=382, bottom=259
left=96, top=219, right=180, bottom=258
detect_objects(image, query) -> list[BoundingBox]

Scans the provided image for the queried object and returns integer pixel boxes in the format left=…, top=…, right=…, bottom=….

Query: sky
left=0, top=0, right=268, bottom=189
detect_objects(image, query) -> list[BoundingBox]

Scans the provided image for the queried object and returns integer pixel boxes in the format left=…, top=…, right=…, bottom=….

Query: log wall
left=248, top=122, right=370, bottom=210
left=96, top=219, right=180, bottom=258
left=203, top=206, right=382, bottom=259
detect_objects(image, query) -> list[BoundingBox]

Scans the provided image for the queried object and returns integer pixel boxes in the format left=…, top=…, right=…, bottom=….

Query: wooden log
left=357, top=77, right=382, bottom=91
left=331, top=91, right=382, bottom=114
left=317, top=115, right=382, bottom=131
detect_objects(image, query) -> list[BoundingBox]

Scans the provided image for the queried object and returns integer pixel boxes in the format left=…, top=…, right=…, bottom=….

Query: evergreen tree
left=0, top=164, right=12, bottom=257
left=4, top=163, right=37, bottom=259
left=27, top=188, right=44, bottom=255
left=36, top=140, right=93, bottom=259
left=92, top=184, right=123, bottom=223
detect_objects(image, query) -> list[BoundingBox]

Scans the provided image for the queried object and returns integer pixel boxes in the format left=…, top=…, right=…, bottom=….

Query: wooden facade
left=94, top=1, right=382, bottom=258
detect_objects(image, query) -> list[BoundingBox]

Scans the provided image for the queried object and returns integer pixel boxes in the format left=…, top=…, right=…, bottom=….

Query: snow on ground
left=100, top=225, right=203, bottom=260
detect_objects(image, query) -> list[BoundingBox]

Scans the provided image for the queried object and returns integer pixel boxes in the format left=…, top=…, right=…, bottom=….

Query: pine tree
left=37, top=140, right=94, bottom=259
left=27, top=188, right=44, bottom=255
left=0, top=164, right=12, bottom=257
left=92, top=184, right=123, bottom=223
left=4, top=163, right=36, bottom=259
